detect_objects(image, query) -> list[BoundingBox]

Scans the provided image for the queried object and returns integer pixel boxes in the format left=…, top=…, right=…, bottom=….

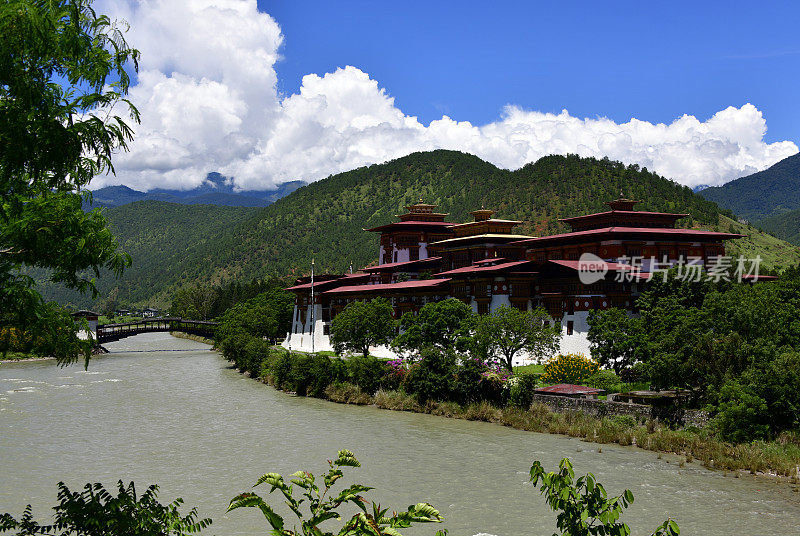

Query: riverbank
left=256, top=374, right=800, bottom=484
left=0, top=353, right=55, bottom=364
left=169, top=331, right=214, bottom=345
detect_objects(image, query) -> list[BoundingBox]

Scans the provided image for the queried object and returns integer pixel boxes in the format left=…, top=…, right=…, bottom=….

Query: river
left=1, top=333, right=798, bottom=535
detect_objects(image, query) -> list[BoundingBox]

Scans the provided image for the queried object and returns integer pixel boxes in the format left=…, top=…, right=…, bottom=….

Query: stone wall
left=531, top=393, right=711, bottom=428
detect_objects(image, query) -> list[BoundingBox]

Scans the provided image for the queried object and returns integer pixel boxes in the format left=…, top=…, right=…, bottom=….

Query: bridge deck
left=96, top=317, right=217, bottom=343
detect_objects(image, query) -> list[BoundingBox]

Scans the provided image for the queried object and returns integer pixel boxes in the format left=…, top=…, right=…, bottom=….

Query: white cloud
left=96, top=0, right=798, bottom=192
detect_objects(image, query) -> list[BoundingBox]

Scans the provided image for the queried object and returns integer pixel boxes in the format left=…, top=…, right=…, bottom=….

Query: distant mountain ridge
left=699, top=152, right=800, bottom=222
left=698, top=152, right=800, bottom=245
left=87, top=173, right=305, bottom=208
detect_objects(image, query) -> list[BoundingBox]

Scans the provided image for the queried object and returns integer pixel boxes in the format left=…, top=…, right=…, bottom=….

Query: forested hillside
left=35, top=202, right=257, bottom=308
left=700, top=152, right=800, bottom=221
left=40, top=151, right=800, bottom=309
left=756, top=208, right=800, bottom=246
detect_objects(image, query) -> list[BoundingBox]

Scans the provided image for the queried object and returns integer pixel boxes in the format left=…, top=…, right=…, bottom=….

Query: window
left=566, top=320, right=574, bottom=336
left=477, top=302, right=489, bottom=315
left=323, top=325, right=330, bottom=335
left=626, top=246, right=641, bottom=258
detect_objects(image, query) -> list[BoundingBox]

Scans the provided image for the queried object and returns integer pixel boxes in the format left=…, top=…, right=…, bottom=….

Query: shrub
left=324, top=382, right=373, bottom=405
left=586, top=370, right=623, bottom=393
left=381, top=359, right=407, bottom=391
left=609, top=414, right=638, bottom=430
left=346, top=355, right=387, bottom=395
left=241, top=338, right=271, bottom=378
left=288, top=354, right=313, bottom=395
left=713, top=381, right=770, bottom=443
left=619, top=363, right=646, bottom=384
left=509, top=372, right=540, bottom=409
left=306, top=355, right=346, bottom=398
left=269, top=350, right=293, bottom=390
left=452, top=357, right=487, bottom=405
left=541, top=353, right=599, bottom=385
left=403, top=347, right=455, bottom=404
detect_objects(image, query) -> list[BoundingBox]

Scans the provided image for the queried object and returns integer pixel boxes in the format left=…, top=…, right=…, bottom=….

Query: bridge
left=96, top=317, right=218, bottom=344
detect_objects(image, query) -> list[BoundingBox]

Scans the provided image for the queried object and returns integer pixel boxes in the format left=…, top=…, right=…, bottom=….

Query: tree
left=330, top=298, right=395, bottom=357
left=473, top=306, right=560, bottom=372
left=1, top=0, right=139, bottom=364
left=392, top=298, right=474, bottom=354
left=587, top=308, right=642, bottom=374
left=170, top=284, right=217, bottom=320
left=0, top=481, right=210, bottom=536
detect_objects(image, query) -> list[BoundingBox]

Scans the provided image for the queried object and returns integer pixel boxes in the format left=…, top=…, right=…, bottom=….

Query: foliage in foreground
left=0, top=481, right=210, bottom=536
left=531, top=458, right=679, bottom=536
left=228, top=449, right=445, bottom=536
left=1, top=0, right=138, bottom=364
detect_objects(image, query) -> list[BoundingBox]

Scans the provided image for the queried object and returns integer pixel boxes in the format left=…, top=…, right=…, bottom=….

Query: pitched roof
left=430, top=233, right=533, bottom=246
left=435, top=260, right=533, bottom=276
left=559, top=210, right=688, bottom=223
left=323, top=278, right=451, bottom=295
left=511, top=227, right=744, bottom=246
left=534, top=384, right=604, bottom=395
left=285, top=273, right=369, bottom=291
left=364, top=220, right=455, bottom=232
left=362, top=257, right=441, bottom=272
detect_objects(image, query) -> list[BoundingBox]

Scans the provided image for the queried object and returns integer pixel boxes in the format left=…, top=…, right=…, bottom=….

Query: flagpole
left=310, top=258, right=315, bottom=354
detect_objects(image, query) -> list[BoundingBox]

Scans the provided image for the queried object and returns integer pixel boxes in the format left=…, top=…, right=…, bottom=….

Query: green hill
left=39, top=151, right=800, bottom=309
left=700, top=152, right=800, bottom=221
left=755, top=208, right=800, bottom=246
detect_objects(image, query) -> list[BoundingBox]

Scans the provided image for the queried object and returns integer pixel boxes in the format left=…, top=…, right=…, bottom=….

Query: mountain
left=86, top=174, right=305, bottom=209
left=33, top=202, right=258, bottom=308
left=755, top=208, right=800, bottom=246
left=699, top=152, right=800, bottom=222
left=39, top=150, right=800, bottom=309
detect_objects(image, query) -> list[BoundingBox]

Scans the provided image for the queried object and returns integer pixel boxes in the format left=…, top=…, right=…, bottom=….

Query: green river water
left=1, top=333, right=798, bottom=535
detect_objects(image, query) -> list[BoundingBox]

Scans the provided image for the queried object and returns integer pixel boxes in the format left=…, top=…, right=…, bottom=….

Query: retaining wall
left=531, top=393, right=710, bottom=428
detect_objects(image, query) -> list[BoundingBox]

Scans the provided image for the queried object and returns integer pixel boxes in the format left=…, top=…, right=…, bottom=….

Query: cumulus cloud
left=96, top=0, right=798, bottom=192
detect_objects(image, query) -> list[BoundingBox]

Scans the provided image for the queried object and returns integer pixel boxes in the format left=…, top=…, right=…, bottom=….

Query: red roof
left=559, top=210, right=688, bottom=223
left=534, top=384, right=604, bottom=395
left=323, top=278, right=451, bottom=294
left=512, top=226, right=744, bottom=246
left=547, top=259, right=638, bottom=272
left=362, top=257, right=441, bottom=272
left=741, top=274, right=778, bottom=281
left=364, top=221, right=455, bottom=232
left=435, top=260, right=532, bottom=276
left=285, top=273, right=369, bottom=291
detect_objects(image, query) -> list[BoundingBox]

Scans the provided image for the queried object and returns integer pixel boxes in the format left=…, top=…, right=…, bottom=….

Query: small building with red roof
left=534, top=384, right=605, bottom=399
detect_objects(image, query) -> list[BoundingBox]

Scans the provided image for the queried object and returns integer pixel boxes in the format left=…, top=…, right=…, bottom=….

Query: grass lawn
left=513, top=363, right=544, bottom=375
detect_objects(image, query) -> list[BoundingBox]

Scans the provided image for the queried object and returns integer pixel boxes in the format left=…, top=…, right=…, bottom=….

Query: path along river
left=1, top=333, right=799, bottom=535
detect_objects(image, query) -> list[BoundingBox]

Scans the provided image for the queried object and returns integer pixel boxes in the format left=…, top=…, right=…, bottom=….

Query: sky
left=95, top=0, right=800, bottom=192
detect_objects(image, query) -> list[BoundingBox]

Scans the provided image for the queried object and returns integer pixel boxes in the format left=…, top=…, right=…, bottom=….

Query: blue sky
left=265, top=0, right=799, bottom=144
left=100, top=0, right=799, bottom=191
